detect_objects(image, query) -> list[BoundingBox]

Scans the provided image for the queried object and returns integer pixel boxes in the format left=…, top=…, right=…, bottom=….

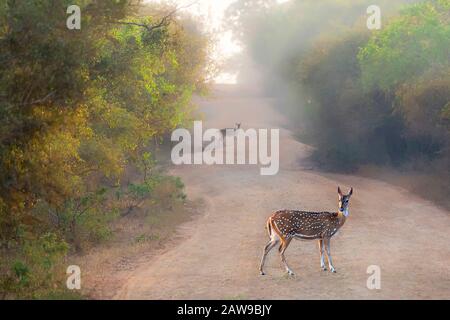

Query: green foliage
left=359, top=0, right=450, bottom=91
left=0, top=233, right=69, bottom=299
left=226, top=0, right=411, bottom=91
left=0, top=0, right=208, bottom=298
left=395, top=68, right=450, bottom=159
left=356, top=0, right=450, bottom=164
left=118, top=167, right=186, bottom=217
left=233, top=0, right=449, bottom=171
left=298, top=31, right=403, bottom=170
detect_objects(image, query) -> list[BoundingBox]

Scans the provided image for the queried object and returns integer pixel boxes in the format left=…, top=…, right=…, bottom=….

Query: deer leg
left=318, top=239, right=327, bottom=271
left=324, top=238, right=336, bottom=273
left=279, top=238, right=295, bottom=276
left=259, top=239, right=279, bottom=275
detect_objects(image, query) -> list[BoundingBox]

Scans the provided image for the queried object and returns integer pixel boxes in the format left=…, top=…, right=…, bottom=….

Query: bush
left=0, top=1, right=208, bottom=298
left=296, top=31, right=405, bottom=170
left=0, top=233, right=69, bottom=299
left=300, top=4, right=450, bottom=170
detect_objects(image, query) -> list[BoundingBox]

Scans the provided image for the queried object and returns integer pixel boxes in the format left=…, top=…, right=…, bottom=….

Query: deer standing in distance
left=259, top=187, right=353, bottom=276
left=202, top=123, right=242, bottom=152
left=220, top=123, right=241, bottom=137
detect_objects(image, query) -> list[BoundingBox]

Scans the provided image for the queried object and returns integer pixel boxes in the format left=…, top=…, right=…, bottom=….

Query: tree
left=0, top=0, right=209, bottom=297
left=359, top=0, right=450, bottom=92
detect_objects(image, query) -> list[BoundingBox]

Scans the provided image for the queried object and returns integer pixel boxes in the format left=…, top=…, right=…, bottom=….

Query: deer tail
left=266, top=218, right=273, bottom=239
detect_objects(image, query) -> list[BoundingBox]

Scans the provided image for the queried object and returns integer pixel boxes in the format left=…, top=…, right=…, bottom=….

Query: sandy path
left=115, top=85, right=450, bottom=300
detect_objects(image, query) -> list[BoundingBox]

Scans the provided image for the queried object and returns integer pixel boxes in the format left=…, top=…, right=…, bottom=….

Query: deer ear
left=348, top=187, right=353, bottom=196
left=338, top=186, right=343, bottom=196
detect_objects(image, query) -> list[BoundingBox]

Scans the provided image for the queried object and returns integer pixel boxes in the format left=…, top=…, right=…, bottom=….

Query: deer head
left=338, top=186, right=353, bottom=216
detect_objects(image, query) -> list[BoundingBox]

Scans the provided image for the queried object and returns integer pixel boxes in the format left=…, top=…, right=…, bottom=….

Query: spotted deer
left=220, top=123, right=241, bottom=137
left=259, top=187, right=353, bottom=276
left=202, top=123, right=242, bottom=152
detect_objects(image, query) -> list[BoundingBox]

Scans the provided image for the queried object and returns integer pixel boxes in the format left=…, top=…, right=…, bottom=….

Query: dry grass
left=70, top=198, right=203, bottom=299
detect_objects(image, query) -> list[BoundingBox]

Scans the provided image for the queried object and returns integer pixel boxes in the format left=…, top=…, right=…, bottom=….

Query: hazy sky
left=144, top=0, right=290, bottom=83
left=143, top=0, right=241, bottom=82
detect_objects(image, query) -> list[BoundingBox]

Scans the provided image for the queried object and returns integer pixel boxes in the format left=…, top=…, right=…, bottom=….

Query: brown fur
left=259, top=187, right=353, bottom=276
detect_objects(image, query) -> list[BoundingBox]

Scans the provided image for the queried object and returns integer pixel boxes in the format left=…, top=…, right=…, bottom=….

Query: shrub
left=0, top=233, right=69, bottom=299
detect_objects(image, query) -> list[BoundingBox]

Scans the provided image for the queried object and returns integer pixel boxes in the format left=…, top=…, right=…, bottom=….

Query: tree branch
left=114, top=1, right=199, bottom=32
left=16, top=91, right=56, bottom=106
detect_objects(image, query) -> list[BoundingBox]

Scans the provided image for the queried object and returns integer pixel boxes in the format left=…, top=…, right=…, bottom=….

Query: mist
left=1, top=0, right=449, bottom=300
left=223, top=0, right=450, bottom=206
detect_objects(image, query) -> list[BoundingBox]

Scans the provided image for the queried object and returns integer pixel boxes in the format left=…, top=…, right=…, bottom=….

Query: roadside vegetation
left=0, top=0, right=210, bottom=299
left=227, top=0, right=450, bottom=206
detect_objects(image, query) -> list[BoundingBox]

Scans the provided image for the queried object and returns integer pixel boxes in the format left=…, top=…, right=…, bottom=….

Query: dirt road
left=115, top=85, right=450, bottom=299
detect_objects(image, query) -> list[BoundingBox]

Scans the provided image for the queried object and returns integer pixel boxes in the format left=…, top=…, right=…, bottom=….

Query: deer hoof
left=287, top=270, right=295, bottom=276
left=330, top=268, right=337, bottom=273
left=260, top=271, right=265, bottom=276
left=321, top=267, right=328, bottom=272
